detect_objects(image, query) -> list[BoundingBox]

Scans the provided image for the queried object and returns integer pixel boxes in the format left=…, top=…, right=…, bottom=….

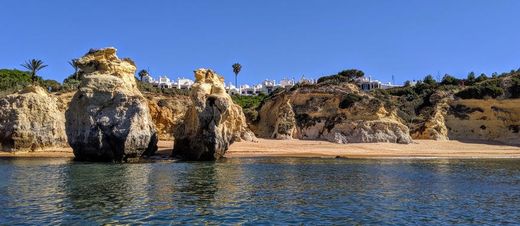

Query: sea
left=1, top=157, right=519, bottom=225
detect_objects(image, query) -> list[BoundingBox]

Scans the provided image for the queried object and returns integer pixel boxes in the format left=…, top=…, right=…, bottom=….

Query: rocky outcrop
left=445, top=98, right=520, bottom=145
left=173, top=69, right=256, bottom=160
left=411, top=91, right=451, bottom=140
left=65, top=47, right=158, bottom=162
left=253, top=83, right=413, bottom=144
left=251, top=92, right=296, bottom=139
left=0, top=86, right=67, bottom=151
left=145, top=93, right=191, bottom=140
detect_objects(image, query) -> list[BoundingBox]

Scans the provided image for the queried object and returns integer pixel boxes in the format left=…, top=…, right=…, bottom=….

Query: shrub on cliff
left=455, top=80, right=504, bottom=99
left=231, top=93, right=267, bottom=109
left=339, top=93, right=363, bottom=109
left=317, top=69, right=364, bottom=84
left=508, top=76, right=520, bottom=98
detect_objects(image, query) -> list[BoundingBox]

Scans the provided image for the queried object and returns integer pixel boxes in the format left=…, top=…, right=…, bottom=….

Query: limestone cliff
left=445, top=98, right=520, bottom=145
left=253, top=83, right=413, bottom=144
left=145, top=93, right=191, bottom=140
left=66, top=47, right=158, bottom=162
left=173, top=69, right=256, bottom=160
left=0, top=86, right=67, bottom=151
left=411, top=91, right=451, bottom=140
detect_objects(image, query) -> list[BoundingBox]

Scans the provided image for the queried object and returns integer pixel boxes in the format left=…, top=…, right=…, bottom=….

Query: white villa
left=141, top=72, right=400, bottom=95
left=355, top=76, right=400, bottom=91
left=141, top=74, right=195, bottom=90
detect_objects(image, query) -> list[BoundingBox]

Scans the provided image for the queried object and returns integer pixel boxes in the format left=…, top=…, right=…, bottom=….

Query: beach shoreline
left=1, top=139, right=520, bottom=159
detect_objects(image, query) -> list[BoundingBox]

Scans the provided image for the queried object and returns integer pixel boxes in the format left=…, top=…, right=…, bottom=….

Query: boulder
left=0, top=86, right=67, bottom=151
left=173, top=68, right=256, bottom=160
left=65, top=47, right=158, bottom=162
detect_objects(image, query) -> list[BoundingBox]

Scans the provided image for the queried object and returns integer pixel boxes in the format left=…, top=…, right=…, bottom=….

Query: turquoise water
left=1, top=158, right=520, bottom=225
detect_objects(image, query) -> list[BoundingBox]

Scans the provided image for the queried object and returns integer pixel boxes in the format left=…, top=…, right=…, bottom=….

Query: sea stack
left=65, top=47, right=158, bottom=162
left=173, top=68, right=256, bottom=160
left=0, top=86, right=68, bottom=151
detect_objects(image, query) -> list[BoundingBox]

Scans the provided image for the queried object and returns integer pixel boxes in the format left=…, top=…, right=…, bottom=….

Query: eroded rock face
left=0, top=86, right=67, bottom=151
left=173, top=69, right=256, bottom=160
left=411, top=91, right=451, bottom=140
left=445, top=98, right=520, bottom=145
left=253, top=83, right=413, bottom=144
left=65, top=47, right=158, bottom=162
left=145, top=93, right=191, bottom=140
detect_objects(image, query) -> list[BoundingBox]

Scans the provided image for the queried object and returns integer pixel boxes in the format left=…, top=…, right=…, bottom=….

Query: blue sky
left=1, top=0, right=519, bottom=85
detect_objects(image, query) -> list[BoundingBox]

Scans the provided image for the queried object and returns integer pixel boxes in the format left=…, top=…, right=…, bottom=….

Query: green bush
left=440, top=75, right=460, bottom=86
left=0, top=69, right=33, bottom=94
left=455, top=84, right=504, bottom=99
left=338, top=93, right=362, bottom=109
left=231, top=93, right=267, bottom=109
left=509, top=77, right=520, bottom=98
left=317, top=69, right=364, bottom=84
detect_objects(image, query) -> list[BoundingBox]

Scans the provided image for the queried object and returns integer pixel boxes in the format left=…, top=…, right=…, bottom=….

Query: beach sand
left=1, top=139, right=519, bottom=159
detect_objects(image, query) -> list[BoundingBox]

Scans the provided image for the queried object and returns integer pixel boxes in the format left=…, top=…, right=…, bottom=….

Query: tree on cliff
left=232, top=63, right=242, bottom=88
left=68, top=59, right=79, bottom=80
left=21, top=59, right=47, bottom=84
left=423, top=74, right=437, bottom=86
left=138, top=69, right=149, bottom=81
left=317, top=69, right=365, bottom=84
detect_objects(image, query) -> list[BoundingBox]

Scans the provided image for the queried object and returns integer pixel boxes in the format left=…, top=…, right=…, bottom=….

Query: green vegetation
left=231, top=93, right=266, bottom=109
left=0, top=69, right=62, bottom=96
left=339, top=93, right=363, bottom=109
left=231, top=94, right=267, bottom=123
left=0, top=69, right=34, bottom=95
left=317, top=69, right=364, bottom=84
left=509, top=76, right=520, bottom=98
left=455, top=81, right=503, bottom=99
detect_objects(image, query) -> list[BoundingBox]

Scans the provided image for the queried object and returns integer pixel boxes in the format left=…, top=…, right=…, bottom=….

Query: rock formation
left=0, top=86, right=67, bottom=151
left=173, top=68, right=256, bottom=160
left=445, top=98, right=520, bottom=145
left=146, top=93, right=191, bottom=140
left=253, top=83, right=413, bottom=144
left=65, top=47, right=158, bottom=162
left=411, top=91, right=451, bottom=140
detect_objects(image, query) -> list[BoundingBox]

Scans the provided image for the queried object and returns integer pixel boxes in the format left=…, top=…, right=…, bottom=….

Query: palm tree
left=21, top=59, right=47, bottom=84
left=68, top=59, right=79, bottom=80
left=138, top=69, right=149, bottom=81
left=232, top=63, right=242, bottom=88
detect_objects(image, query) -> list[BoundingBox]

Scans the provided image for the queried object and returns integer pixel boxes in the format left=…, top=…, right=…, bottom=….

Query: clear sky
left=1, top=0, right=519, bottom=85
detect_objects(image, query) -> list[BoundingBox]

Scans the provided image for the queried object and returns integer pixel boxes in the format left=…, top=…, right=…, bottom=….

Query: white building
left=176, top=77, right=194, bottom=89
left=157, top=76, right=173, bottom=88
left=355, top=76, right=400, bottom=91
left=279, top=78, right=296, bottom=87
left=225, top=83, right=239, bottom=95
left=141, top=74, right=155, bottom=83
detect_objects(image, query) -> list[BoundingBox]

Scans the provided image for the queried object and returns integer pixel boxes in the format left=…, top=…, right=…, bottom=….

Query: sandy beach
left=1, top=139, right=520, bottom=159
left=226, top=139, right=520, bottom=158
